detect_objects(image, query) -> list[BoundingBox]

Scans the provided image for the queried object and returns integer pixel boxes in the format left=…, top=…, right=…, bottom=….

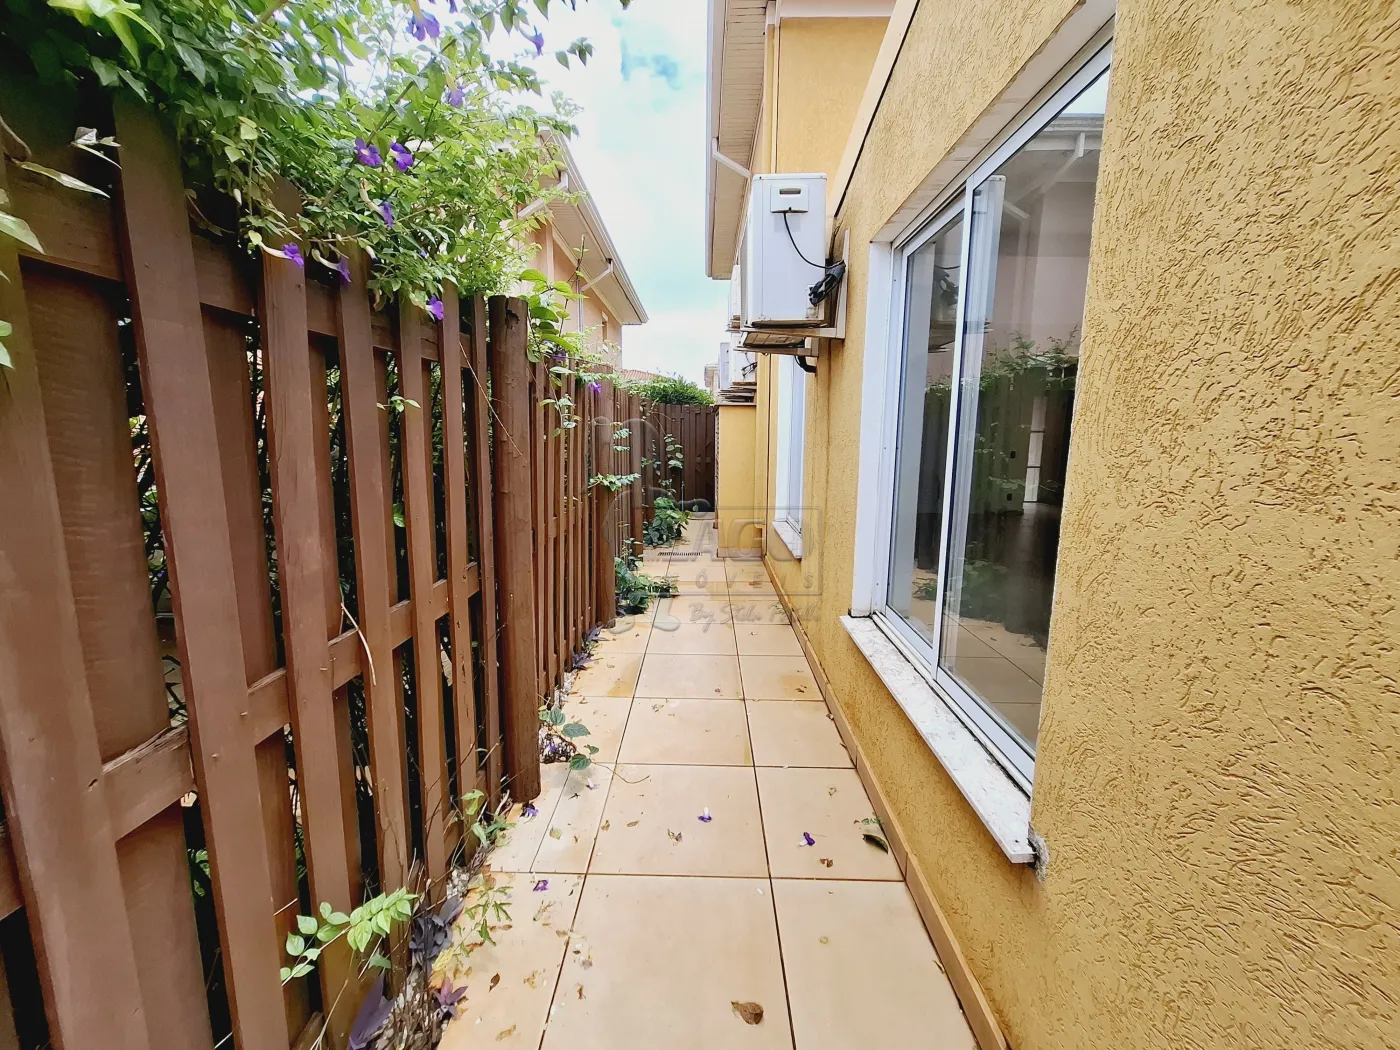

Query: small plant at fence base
left=643, top=496, right=688, bottom=547
left=615, top=553, right=675, bottom=615
left=539, top=703, right=597, bottom=770
left=281, top=791, right=518, bottom=1048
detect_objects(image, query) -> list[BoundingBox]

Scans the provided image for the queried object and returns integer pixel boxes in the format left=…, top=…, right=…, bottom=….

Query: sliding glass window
left=882, top=52, right=1109, bottom=784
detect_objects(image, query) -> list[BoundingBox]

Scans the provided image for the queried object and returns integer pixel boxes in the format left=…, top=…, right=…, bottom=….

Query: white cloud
left=513, top=0, right=731, bottom=384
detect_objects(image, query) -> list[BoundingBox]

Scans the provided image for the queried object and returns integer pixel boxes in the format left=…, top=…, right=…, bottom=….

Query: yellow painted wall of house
left=716, top=404, right=760, bottom=553
left=747, top=0, right=1400, bottom=1047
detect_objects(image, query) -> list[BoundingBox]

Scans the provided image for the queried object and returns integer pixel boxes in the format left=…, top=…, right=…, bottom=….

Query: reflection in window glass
left=887, top=216, right=963, bottom=643
left=941, top=69, right=1108, bottom=752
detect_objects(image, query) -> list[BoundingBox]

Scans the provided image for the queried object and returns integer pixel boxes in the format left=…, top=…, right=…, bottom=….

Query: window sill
left=770, top=519, right=804, bottom=560
left=840, top=614, right=1034, bottom=864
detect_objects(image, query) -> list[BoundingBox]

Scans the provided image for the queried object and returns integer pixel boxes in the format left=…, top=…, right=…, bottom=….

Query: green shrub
left=627, top=374, right=714, bottom=405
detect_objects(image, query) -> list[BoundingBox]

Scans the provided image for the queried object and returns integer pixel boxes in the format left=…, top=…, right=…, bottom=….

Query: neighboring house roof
left=619, top=368, right=663, bottom=383
left=704, top=0, right=894, bottom=278
left=540, top=135, right=648, bottom=324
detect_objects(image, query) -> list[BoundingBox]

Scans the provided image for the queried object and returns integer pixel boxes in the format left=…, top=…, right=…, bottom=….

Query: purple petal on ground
left=533, top=878, right=549, bottom=892
left=698, top=808, right=712, bottom=823
left=801, top=832, right=815, bottom=847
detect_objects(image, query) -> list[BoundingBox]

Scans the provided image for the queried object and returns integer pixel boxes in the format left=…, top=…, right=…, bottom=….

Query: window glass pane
left=941, top=68, right=1108, bottom=753
left=887, top=215, right=964, bottom=643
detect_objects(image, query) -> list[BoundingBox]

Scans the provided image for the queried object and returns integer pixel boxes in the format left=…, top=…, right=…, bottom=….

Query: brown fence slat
left=439, top=287, right=482, bottom=801
left=261, top=252, right=358, bottom=1039
left=465, top=296, right=503, bottom=803
left=112, top=100, right=288, bottom=1049
left=0, top=154, right=149, bottom=1050
left=488, top=297, right=542, bottom=804
left=337, top=251, right=410, bottom=892
left=398, top=300, right=450, bottom=881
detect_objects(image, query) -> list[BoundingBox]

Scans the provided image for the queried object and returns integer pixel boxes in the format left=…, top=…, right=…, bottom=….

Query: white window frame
left=772, top=355, right=808, bottom=558
left=852, top=42, right=1113, bottom=793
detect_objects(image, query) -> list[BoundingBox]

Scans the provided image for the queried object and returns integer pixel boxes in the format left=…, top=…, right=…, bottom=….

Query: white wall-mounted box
left=742, top=173, right=828, bottom=328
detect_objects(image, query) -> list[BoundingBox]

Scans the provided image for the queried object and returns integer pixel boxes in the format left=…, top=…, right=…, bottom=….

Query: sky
left=511, top=0, right=730, bottom=384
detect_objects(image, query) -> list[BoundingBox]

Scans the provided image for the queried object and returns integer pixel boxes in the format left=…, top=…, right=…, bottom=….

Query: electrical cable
left=782, top=211, right=846, bottom=307
left=795, top=355, right=816, bottom=374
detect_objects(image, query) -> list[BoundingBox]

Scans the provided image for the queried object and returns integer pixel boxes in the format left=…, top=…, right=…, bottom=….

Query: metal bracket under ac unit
left=737, top=228, right=849, bottom=354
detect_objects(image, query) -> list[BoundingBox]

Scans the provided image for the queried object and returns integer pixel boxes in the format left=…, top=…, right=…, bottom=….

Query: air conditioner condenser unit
left=742, top=173, right=827, bottom=328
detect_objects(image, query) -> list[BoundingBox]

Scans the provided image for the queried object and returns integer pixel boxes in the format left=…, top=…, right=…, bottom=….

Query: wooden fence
left=635, top=402, right=716, bottom=512
left=0, top=98, right=626, bottom=1050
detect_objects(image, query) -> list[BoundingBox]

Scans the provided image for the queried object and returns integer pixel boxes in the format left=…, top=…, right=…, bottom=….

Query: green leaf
left=568, top=753, right=591, bottom=771
left=285, top=933, right=305, bottom=956
left=279, top=966, right=292, bottom=982
left=290, top=962, right=313, bottom=979
left=561, top=722, right=590, bottom=739
left=319, top=902, right=333, bottom=920
left=297, top=914, right=318, bottom=936
left=519, top=268, right=547, bottom=284
left=327, top=911, right=350, bottom=926
left=0, top=212, right=44, bottom=254
left=17, top=162, right=108, bottom=197
left=368, top=952, right=392, bottom=970
left=303, top=946, right=320, bottom=962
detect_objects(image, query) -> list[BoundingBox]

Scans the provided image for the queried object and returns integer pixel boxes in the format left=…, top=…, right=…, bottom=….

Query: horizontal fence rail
left=0, top=97, right=627, bottom=1050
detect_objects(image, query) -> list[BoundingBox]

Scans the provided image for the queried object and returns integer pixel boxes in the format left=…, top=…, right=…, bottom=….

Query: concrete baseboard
left=761, top=557, right=1010, bottom=1050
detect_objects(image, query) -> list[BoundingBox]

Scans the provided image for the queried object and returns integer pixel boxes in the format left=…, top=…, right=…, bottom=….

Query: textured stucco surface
left=745, top=0, right=1400, bottom=1047
left=716, top=404, right=760, bottom=551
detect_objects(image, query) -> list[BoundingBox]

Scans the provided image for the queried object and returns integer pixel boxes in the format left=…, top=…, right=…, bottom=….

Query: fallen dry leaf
left=489, top=973, right=501, bottom=991
left=862, top=832, right=890, bottom=852
left=496, top=1025, right=516, bottom=1040
left=626, top=820, right=640, bottom=828
left=548, top=827, right=563, bottom=840
left=600, top=820, right=610, bottom=831
left=819, top=858, right=834, bottom=868
left=731, top=1001, right=764, bottom=1025
left=577, top=985, right=586, bottom=999
left=523, top=970, right=542, bottom=989
left=667, top=829, right=683, bottom=842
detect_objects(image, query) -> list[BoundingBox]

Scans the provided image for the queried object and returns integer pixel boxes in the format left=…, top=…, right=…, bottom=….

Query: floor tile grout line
left=745, top=696, right=800, bottom=1050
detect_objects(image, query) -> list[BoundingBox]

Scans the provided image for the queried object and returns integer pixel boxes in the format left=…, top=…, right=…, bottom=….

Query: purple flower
left=698, top=808, right=712, bottom=823
left=800, top=832, right=815, bottom=847
left=426, top=296, right=444, bottom=322
left=389, top=141, right=414, bottom=171
left=446, top=0, right=456, bottom=11
left=378, top=200, right=394, bottom=227
left=353, top=137, right=382, bottom=167
left=446, top=84, right=466, bottom=108
left=533, top=878, right=549, bottom=892
left=588, top=380, right=601, bottom=393
left=522, top=802, right=538, bottom=820
left=526, top=29, right=545, bottom=55
left=409, top=11, right=440, bottom=40
left=280, top=242, right=304, bottom=268
left=336, top=256, right=352, bottom=284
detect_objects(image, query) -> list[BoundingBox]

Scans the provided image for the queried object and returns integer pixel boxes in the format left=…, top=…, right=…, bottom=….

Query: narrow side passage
left=441, top=516, right=976, bottom=1049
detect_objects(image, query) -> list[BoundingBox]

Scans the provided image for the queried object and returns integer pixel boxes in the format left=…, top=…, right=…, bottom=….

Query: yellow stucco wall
left=716, top=404, right=760, bottom=553
left=745, top=0, right=1400, bottom=1047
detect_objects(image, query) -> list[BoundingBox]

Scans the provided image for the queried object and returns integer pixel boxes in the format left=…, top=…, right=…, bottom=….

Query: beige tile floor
left=442, top=519, right=976, bottom=1050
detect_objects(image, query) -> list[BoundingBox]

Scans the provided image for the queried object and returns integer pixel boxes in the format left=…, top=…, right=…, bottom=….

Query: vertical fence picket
left=465, top=297, right=504, bottom=803
left=0, top=152, right=150, bottom=1050
left=261, top=253, right=359, bottom=1040
left=397, top=301, right=450, bottom=883
left=336, top=252, right=410, bottom=894
left=439, top=287, right=482, bottom=802
left=112, top=101, right=287, bottom=1049
left=487, top=297, right=542, bottom=804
